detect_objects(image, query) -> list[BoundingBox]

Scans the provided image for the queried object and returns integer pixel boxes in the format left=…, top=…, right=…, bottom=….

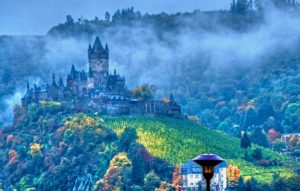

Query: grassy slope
left=104, top=116, right=293, bottom=183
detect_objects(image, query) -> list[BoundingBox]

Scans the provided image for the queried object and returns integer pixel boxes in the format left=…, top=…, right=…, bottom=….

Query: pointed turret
left=93, top=36, right=104, bottom=52
left=59, top=77, right=64, bottom=87
left=88, top=43, right=92, bottom=53
left=26, top=79, right=30, bottom=92
left=105, top=43, right=109, bottom=52
left=80, top=70, right=87, bottom=80
left=70, top=64, right=76, bottom=78
left=169, top=93, right=174, bottom=103
left=52, top=73, right=57, bottom=87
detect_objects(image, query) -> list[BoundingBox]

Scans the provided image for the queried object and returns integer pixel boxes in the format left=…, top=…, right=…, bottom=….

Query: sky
left=0, top=0, right=230, bottom=35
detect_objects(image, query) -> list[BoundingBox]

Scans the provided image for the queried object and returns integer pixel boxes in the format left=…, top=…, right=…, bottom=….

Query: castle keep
left=22, top=37, right=181, bottom=117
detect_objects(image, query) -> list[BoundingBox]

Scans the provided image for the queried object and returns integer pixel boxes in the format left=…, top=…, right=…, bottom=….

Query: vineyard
left=104, top=116, right=293, bottom=183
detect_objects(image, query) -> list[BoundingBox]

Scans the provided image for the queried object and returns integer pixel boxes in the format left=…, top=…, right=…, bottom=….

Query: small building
left=181, top=160, right=227, bottom=191
left=281, top=133, right=300, bottom=142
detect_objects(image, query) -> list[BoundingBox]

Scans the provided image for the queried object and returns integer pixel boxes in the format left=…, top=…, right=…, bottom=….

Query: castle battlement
left=21, top=37, right=181, bottom=117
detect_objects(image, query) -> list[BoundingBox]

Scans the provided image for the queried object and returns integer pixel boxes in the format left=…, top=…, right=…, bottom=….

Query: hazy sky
left=0, top=0, right=230, bottom=35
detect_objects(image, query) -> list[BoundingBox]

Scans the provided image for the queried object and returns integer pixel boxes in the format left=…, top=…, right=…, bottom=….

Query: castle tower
left=88, top=36, right=109, bottom=88
left=87, top=66, right=94, bottom=89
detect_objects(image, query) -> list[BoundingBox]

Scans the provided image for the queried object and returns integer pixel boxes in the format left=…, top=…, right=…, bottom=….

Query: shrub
left=144, top=171, right=161, bottom=191
left=29, top=143, right=42, bottom=157
left=252, top=148, right=263, bottom=160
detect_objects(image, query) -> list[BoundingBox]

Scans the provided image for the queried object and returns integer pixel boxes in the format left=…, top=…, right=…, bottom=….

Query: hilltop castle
left=21, top=37, right=181, bottom=117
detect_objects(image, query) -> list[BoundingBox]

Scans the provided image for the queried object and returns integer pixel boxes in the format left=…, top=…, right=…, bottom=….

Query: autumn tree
left=7, top=149, right=18, bottom=167
left=172, top=166, right=181, bottom=191
left=29, top=143, right=42, bottom=158
left=268, top=128, right=280, bottom=143
left=227, top=165, right=241, bottom=187
left=131, top=84, right=156, bottom=101
left=95, top=152, right=133, bottom=191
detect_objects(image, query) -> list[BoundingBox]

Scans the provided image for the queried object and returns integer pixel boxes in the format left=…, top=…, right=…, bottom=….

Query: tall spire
left=169, top=93, right=174, bottom=103
left=59, top=77, right=64, bottom=87
left=52, top=73, right=57, bottom=87
left=71, top=64, right=76, bottom=78
left=105, top=43, right=109, bottom=51
left=93, top=36, right=104, bottom=52
left=88, top=43, right=92, bottom=53
left=26, top=79, right=29, bottom=92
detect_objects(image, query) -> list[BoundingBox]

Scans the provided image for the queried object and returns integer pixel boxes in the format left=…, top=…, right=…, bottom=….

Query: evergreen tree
left=231, top=0, right=237, bottom=13
left=128, top=143, right=150, bottom=184
left=249, top=0, right=253, bottom=10
left=66, top=15, right=74, bottom=25
left=252, top=148, right=263, bottom=160
left=143, top=171, right=161, bottom=191
left=236, top=0, right=249, bottom=14
left=241, top=131, right=251, bottom=158
left=241, top=131, right=251, bottom=149
left=119, top=128, right=138, bottom=151
left=251, top=127, right=270, bottom=147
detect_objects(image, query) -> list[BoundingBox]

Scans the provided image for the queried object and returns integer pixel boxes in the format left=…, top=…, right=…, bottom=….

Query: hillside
left=104, top=117, right=293, bottom=183
left=0, top=108, right=176, bottom=190
left=0, top=101, right=298, bottom=190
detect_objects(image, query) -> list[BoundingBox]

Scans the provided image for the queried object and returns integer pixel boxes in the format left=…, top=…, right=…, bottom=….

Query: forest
left=0, top=102, right=299, bottom=190
left=0, top=0, right=300, bottom=190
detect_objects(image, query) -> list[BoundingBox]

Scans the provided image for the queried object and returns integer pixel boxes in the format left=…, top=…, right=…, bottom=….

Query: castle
left=21, top=37, right=181, bottom=117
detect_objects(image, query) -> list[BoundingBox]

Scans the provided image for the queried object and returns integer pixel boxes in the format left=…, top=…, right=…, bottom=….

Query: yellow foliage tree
left=29, top=143, right=42, bottom=157
left=64, top=115, right=96, bottom=129
left=95, top=152, right=132, bottom=191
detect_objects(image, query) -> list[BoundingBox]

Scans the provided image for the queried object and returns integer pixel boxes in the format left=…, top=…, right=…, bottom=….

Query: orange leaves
left=95, top=152, right=132, bottom=191
left=163, top=97, right=171, bottom=104
left=7, top=149, right=18, bottom=166
left=227, top=165, right=241, bottom=186
left=131, top=84, right=156, bottom=101
left=172, top=166, right=181, bottom=191
left=158, top=181, right=172, bottom=191
left=6, top=135, right=14, bottom=142
left=132, top=86, right=143, bottom=94
left=268, top=128, right=280, bottom=142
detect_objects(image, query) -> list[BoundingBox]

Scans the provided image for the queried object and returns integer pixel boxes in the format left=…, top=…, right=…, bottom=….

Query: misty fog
left=1, top=2, right=300, bottom=126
